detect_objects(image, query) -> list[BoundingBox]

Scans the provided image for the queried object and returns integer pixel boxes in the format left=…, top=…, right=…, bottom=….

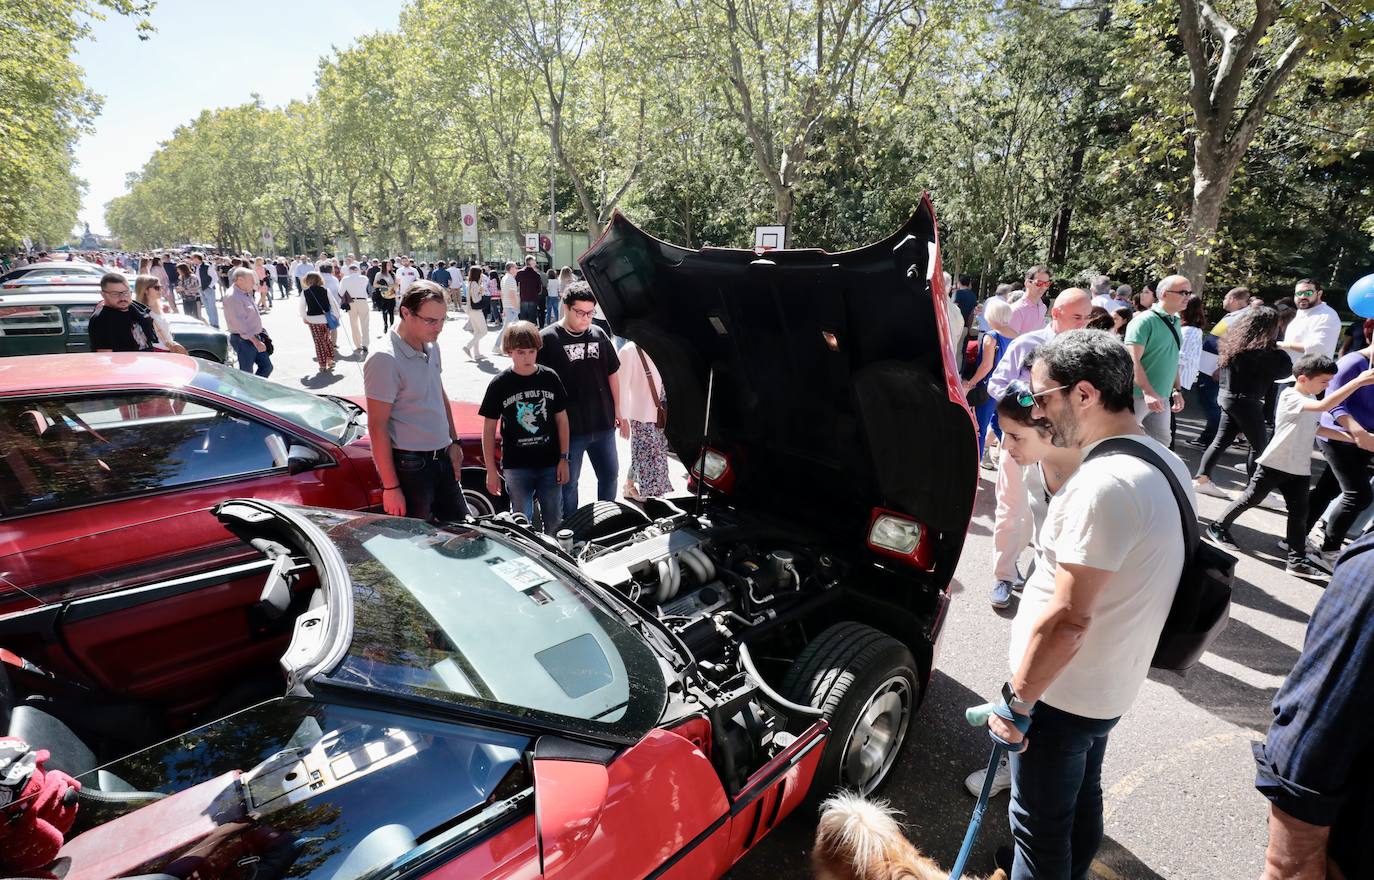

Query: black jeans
left=1196, top=395, right=1267, bottom=480
left=1217, top=465, right=1310, bottom=563
left=393, top=449, right=469, bottom=523
left=1307, top=439, right=1374, bottom=550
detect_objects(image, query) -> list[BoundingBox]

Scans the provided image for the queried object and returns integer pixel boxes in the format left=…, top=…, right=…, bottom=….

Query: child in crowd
left=1206, top=354, right=1374, bottom=576
left=479, top=321, right=570, bottom=534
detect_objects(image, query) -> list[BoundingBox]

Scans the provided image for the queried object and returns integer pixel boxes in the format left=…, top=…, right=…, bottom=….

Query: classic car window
left=60, top=697, right=531, bottom=880
left=319, top=514, right=667, bottom=742
left=0, top=392, right=289, bottom=517
left=66, top=305, right=95, bottom=335
left=192, top=359, right=350, bottom=440
left=0, top=304, right=63, bottom=336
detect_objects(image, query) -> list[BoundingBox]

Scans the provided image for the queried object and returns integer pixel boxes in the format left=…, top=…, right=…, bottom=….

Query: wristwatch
left=559, top=452, right=570, bottom=461
left=1001, top=681, right=1034, bottom=715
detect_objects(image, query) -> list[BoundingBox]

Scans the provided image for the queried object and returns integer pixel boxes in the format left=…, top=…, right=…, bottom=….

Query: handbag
left=637, top=348, right=667, bottom=430
left=325, top=310, right=339, bottom=330
left=1084, top=438, right=1234, bottom=671
left=257, top=330, right=274, bottom=356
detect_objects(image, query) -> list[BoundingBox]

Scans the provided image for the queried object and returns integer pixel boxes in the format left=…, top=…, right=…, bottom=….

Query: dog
left=812, top=792, right=1008, bottom=880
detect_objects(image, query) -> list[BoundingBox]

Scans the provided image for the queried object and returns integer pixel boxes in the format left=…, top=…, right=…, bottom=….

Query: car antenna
left=693, top=366, right=715, bottom=517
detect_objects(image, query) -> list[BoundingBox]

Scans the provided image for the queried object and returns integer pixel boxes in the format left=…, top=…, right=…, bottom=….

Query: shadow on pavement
left=300, top=372, right=345, bottom=389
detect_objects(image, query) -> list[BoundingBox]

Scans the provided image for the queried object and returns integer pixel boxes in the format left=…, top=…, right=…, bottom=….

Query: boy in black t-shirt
left=480, top=321, right=570, bottom=533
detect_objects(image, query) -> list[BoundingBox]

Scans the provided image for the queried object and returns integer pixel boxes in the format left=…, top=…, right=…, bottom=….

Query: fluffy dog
left=812, top=793, right=1007, bottom=880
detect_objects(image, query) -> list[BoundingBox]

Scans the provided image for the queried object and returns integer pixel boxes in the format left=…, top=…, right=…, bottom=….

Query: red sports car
left=0, top=199, right=977, bottom=879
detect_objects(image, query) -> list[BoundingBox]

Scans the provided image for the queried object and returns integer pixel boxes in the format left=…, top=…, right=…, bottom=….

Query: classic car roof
left=0, top=353, right=200, bottom=395
left=0, top=288, right=104, bottom=306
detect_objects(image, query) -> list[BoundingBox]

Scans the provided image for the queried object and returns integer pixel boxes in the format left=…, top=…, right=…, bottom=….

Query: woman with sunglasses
left=967, top=382, right=1084, bottom=792
left=133, top=274, right=187, bottom=354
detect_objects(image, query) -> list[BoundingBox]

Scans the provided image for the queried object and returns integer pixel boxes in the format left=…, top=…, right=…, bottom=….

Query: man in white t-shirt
left=1279, top=278, right=1340, bottom=364
left=988, top=329, right=1193, bottom=879
left=395, top=257, right=421, bottom=295
left=291, top=255, right=314, bottom=292
left=495, top=261, right=520, bottom=354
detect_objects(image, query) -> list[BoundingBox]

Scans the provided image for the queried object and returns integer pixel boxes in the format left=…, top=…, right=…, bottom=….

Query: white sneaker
left=1193, top=479, right=1233, bottom=500
left=964, top=753, right=1011, bottom=797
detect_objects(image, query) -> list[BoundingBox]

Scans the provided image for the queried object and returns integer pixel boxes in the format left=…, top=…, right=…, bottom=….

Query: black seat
left=0, top=665, right=163, bottom=806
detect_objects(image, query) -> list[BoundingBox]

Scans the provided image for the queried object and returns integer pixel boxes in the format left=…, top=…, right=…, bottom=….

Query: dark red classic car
left=0, top=199, right=977, bottom=880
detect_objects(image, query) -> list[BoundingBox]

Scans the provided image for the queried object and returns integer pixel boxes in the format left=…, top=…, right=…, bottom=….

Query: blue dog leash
left=947, top=702, right=1030, bottom=879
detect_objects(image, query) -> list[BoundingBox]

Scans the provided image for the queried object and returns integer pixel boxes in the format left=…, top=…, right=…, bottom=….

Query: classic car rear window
left=0, top=304, right=62, bottom=336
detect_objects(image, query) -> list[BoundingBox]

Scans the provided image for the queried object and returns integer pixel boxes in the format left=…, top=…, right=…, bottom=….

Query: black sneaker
left=1206, top=523, right=1239, bottom=550
left=1286, top=558, right=1328, bottom=578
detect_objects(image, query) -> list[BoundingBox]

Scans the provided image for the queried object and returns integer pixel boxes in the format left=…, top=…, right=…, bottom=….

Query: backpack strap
left=1085, top=437, right=1197, bottom=554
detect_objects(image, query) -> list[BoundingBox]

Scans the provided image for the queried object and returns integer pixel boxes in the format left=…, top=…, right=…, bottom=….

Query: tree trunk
left=1181, top=153, right=1231, bottom=294
left=773, top=185, right=795, bottom=242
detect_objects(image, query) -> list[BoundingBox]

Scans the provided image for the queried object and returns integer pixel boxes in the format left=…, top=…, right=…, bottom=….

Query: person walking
left=1207, top=354, right=1374, bottom=576
left=300, top=271, right=337, bottom=373
left=984, top=288, right=1094, bottom=608
left=430, top=260, right=453, bottom=309
left=275, top=258, right=291, bottom=298
left=617, top=340, right=672, bottom=500
left=148, top=256, right=173, bottom=312
left=1303, top=343, right=1374, bottom=571
left=395, top=257, right=420, bottom=296
left=961, top=381, right=1084, bottom=798
left=1008, top=266, right=1052, bottom=336
left=515, top=256, right=542, bottom=324
left=364, top=281, right=470, bottom=523
left=544, top=267, right=562, bottom=326
left=340, top=263, right=371, bottom=357
left=374, top=260, right=398, bottom=336
left=174, top=263, right=203, bottom=320
left=133, top=274, right=187, bottom=354
left=223, top=267, right=273, bottom=376
left=494, top=262, right=519, bottom=354
left=1278, top=278, right=1341, bottom=363
left=190, top=253, right=220, bottom=328
left=252, top=257, right=272, bottom=310
left=1176, top=294, right=1212, bottom=449
left=462, top=264, right=489, bottom=360
left=538, top=282, right=623, bottom=515
left=990, top=328, right=1193, bottom=880
left=1254, top=530, right=1374, bottom=880
left=964, top=297, right=1016, bottom=461
left=1193, top=307, right=1293, bottom=498
left=481, top=320, right=570, bottom=533
left=1124, top=273, right=1189, bottom=446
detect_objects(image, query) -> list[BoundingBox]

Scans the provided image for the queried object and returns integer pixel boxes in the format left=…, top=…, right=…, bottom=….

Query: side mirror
left=287, top=444, right=327, bottom=475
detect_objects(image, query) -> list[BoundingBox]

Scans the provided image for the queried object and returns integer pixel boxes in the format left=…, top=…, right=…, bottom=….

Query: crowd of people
left=946, top=267, right=1371, bottom=878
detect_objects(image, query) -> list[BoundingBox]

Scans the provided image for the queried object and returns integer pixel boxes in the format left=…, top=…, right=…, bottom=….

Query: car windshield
left=58, top=697, right=532, bottom=880
left=313, top=511, right=667, bottom=742
left=192, top=359, right=350, bottom=439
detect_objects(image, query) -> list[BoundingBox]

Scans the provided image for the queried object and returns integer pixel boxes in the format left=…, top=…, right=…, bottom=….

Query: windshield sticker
left=489, top=557, right=554, bottom=592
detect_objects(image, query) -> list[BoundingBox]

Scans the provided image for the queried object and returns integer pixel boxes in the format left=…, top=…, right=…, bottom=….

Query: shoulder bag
left=637, top=348, right=667, bottom=430
left=1084, top=437, right=1233, bottom=671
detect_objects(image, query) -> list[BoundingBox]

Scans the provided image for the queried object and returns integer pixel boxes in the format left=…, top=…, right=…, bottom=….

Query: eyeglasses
left=406, top=311, right=444, bottom=327
left=1014, top=383, right=1071, bottom=408
left=1162, top=287, right=1192, bottom=296
left=1028, top=279, right=1052, bottom=287
left=569, top=306, right=595, bottom=318
left=148, top=283, right=161, bottom=289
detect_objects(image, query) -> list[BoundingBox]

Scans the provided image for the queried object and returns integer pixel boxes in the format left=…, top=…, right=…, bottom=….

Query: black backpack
left=1085, top=438, right=1234, bottom=672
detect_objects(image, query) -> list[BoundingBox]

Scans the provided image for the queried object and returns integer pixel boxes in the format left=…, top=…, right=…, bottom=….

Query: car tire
left=782, top=622, right=918, bottom=801
left=562, top=500, right=650, bottom=543
left=186, top=349, right=220, bottom=362
left=460, top=468, right=507, bottom=517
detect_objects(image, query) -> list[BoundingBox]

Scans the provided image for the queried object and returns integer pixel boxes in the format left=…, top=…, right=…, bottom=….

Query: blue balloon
left=1349, top=273, right=1374, bottom=319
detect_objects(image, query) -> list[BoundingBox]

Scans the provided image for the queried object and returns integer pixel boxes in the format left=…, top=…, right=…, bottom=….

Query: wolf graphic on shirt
left=515, top=398, right=546, bottom=434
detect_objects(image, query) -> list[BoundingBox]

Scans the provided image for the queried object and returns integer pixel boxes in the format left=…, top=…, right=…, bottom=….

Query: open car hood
left=578, top=196, right=977, bottom=542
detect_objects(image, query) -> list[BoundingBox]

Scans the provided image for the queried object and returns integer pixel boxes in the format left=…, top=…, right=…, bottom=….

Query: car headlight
left=695, top=449, right=728, bottom=482
left=868, top=514, right=921, bottom=555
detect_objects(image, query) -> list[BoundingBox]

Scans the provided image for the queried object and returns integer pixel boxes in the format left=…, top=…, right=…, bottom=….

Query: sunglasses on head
left=1008, top=382, right=1071, bottom=408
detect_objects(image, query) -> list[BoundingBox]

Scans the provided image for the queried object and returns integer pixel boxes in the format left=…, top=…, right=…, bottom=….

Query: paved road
left=250, top=294, right=1306, bottom=878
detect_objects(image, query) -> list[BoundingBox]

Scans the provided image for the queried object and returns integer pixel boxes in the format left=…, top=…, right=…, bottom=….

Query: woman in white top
left=462, top=264, right=489, bottom=360
left=963, top=380, right=1083, bottom=797
left=617, top=341, right=672, bottom=499
left=134, top=274, right=187, bottom=354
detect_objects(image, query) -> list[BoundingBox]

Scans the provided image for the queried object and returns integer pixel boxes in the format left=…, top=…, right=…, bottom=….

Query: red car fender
left=531, top=728, right=732, bottom=879
left=424, top=815, right=539, bottom=880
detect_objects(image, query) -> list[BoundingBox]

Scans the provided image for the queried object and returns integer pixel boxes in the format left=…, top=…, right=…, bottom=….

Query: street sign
left=525, top=232, right=539, bottom=253
left=538, top=234, right=553, bottom=253
left=461, top=204, right=478, bottom=243
left=754, top=225, right=786, bottom=252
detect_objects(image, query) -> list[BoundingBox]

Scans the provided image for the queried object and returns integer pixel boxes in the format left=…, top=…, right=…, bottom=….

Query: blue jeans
left=563, top=428, right=618, bottom=515
left=546, top=297, right=560, bottom=325
left=974, top=395, right=998, bottom=459
left=230, top=334, right=273, bottom=377
left=1193, top=374, right=1220, bottom=445
left=201, top=289, right=220, bottom=328
left=1009, top=702, right=1120, bottom=880
left=504, top=465, right=563, bottom=534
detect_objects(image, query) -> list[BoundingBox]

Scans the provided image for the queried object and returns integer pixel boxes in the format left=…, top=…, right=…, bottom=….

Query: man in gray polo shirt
left=364, top=281, right=469, bottom=522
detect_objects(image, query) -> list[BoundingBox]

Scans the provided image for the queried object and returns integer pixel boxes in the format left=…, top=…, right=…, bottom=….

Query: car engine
left=572, top=509, right=844, bottom=659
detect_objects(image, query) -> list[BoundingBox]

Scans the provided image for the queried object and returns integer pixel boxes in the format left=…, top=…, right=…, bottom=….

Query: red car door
left=0, top=386, right=369, bottom=706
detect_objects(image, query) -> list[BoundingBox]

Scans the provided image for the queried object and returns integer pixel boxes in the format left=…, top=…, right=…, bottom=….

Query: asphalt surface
left=252, top=293, right=1307, bottom=879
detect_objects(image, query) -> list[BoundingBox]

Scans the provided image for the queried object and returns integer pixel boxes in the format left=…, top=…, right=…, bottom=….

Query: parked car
left=0, top=287, right=230, bottom=362
left=0, top=259, right=107, bottom=285
left=0, top=199, right=976, bottom=879
left=0, top=351, right=502, bottom=620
